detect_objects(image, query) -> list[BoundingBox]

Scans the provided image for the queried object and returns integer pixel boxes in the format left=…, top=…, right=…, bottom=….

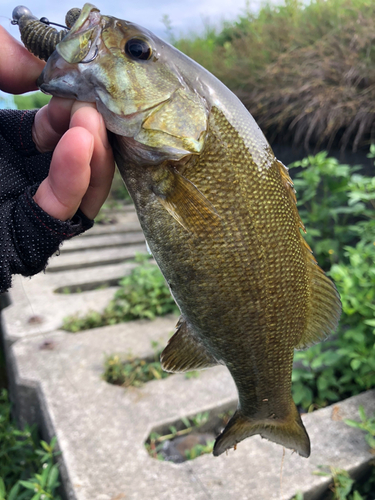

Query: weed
left=345, top=406, right=375, bottom=452
left=175, top=0, right=375, bottom=150
left=292, top=239, right=375, bottom=410
left=0, top=389, right=61, bottom=500
left=63, top=260, right=178, bottom=332
left=184, top=441, right=215, bottom=460
left=102, top=352, right=170, bottom=387
left=184, top=370, right=200, bottom=379
left=293, top=465, right=375, bottom=499
left=145, top=411, right=213, bottom=461
left=316, top=467, right=355, bottom=500
left=290, top=149, right=375, bottom=411
left=289, top=152, right=369, bottom=270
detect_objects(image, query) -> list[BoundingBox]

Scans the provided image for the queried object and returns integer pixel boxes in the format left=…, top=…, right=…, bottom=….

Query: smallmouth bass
left=35, top=4, right=341, bottom=457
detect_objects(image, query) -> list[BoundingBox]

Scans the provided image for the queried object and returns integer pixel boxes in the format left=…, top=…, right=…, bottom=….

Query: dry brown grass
left=239, top=15, right=375, bottom=151
left=176, top=0, right=375, bottom=151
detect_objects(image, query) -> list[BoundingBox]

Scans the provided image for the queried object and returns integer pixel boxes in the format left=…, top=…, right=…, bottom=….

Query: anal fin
left=161, top=317, right=219, bottom=373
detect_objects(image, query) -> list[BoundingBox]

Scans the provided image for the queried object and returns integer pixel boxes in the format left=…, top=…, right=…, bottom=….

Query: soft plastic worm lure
left=12, top=6, right=81, bottom=61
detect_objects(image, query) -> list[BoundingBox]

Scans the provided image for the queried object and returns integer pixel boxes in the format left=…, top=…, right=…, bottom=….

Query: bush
left=291, top=150, right=375, bottom=411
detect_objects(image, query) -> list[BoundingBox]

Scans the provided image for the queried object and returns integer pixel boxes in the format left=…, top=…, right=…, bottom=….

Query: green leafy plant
left=345, top=406, right=375, bottom=452
left=292, top=241, right=375, bottom=410
left=289, top=152, right=366, bottom=270
left=0, top=389, right=61, bottom=500
left=184, top=441, right=215, bottom=460
left=103, top=352, right=170, bottom=387
left=63, top=257, right=178, bottom=332
left=145, top=411, right=212, bottom=461
left=290, top=149, right=375, bottom=411
left=313, top=464, right=375, bottom=500
left=315, top=467, right=355, bottom=500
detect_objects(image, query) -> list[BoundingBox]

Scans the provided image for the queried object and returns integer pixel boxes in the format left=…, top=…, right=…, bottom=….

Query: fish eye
left=125, top=38, right=152, bottom=61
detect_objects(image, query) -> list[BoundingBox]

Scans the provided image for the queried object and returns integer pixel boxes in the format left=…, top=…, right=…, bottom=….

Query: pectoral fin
left=161, top=317, right=219, bottom=372
left=151, top=167, right=221, bottom=233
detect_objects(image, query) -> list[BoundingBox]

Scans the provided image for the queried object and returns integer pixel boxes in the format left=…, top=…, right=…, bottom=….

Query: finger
left=0, top=26, right=45, bottom=94
left=33, top=127, right=93, bottom=220
left=69, top=104, right=115, bottom=219
left=32, top=97, right=75, bottom=153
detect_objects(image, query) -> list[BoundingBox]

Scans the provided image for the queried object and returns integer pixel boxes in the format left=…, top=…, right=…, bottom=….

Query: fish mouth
left=56, top=3, right=103, bottom=64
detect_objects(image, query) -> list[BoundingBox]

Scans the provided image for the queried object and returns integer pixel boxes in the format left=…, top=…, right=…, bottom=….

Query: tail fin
left=213, top=402, right=310, bottom=458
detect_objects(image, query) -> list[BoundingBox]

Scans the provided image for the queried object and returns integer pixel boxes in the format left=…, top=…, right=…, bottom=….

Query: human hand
left=0, top=26, right=115, bottom=221
left=32, top=99, right=115, bottom=221
left=0, top=26, right=45, bottom=93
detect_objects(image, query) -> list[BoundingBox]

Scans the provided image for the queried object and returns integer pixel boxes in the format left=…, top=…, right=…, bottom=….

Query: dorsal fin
left=277, top=159, right=306, bottom=233
left=276, top=159, right=341, bottom=348
left=160, top=317, right=219, bottom=372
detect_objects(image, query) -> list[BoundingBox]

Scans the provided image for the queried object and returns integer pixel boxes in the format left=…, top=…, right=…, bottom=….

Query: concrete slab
left=3, top=208, right=147, bottom=341
left=5, top=320, right=375, bottom=500
left=3, top=204, right=375, bottom=500
left=60, top=232, right=145, bottom=253
left=83, top=220, right=142, bottom=236
left=52, top=262, right=139, bottom=293
left=46, top=244, right=147, bottom=272
left=3, top=274, right=118, bottom=341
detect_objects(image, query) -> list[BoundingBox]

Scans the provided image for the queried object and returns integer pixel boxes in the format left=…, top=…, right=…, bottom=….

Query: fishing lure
left=12, top=6, right=80, bottom=61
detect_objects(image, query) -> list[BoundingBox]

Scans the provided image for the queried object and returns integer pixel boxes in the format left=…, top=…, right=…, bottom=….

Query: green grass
left=63, top=255, right=178, bottom=332
left=13, top=92, right=51, bottom=110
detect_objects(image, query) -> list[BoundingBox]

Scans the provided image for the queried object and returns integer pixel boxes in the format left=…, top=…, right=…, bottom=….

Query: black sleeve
left=0, top=109, right=94, bottom=293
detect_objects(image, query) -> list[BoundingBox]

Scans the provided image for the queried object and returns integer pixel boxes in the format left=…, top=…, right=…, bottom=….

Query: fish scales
left=116, top=107, right=309, bottom=424
left=29, top=3, right=342, bottom=458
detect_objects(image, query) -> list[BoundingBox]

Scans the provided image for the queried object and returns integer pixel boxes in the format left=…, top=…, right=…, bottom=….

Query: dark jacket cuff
left=0, top=109, right=40, bottom=156
left=12, top=185, right=94, bottom=276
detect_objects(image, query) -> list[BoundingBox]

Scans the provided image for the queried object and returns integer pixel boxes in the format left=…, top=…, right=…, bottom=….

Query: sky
left=0, top=0, right=280, bottom=105
left=0, top=0, right=269, bottom=41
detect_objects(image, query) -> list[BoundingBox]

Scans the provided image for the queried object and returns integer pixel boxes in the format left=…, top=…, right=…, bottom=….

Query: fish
left=33, top=3, right=341, bottom=457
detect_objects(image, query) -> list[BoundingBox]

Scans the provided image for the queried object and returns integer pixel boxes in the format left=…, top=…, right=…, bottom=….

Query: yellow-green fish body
left=37, top=4, right=341, bottom=457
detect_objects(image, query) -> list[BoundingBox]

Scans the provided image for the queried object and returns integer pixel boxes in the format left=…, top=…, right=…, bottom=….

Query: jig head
left=12, top=6, right=81, bottom=61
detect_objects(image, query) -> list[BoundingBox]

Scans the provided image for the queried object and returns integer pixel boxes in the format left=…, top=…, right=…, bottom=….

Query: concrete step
left=5, top=319, right=375, bottom=500
left=2, top=205, right=375, bottom=500
left=3, top=274, right=118, bottom=341
left=60, top=232, right=145, bottom=253
left=47, top=244, right=147, bottom=272
left=52, top=262, right=139, bottom=293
